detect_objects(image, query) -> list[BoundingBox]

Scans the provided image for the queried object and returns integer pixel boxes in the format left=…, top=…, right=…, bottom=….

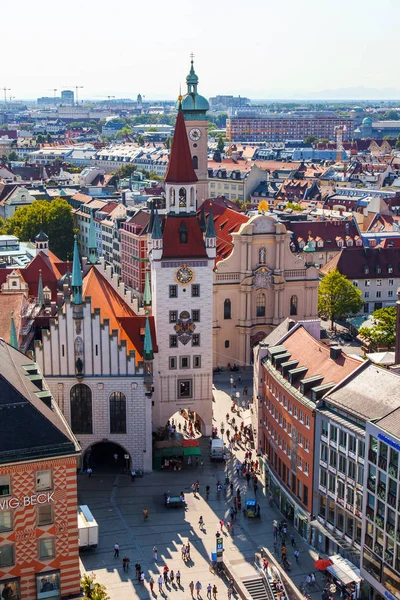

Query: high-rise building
left=61, top=90, right=74, bottom=106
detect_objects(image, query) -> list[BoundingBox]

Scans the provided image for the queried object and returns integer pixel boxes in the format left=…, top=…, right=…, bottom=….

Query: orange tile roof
left=0, top=293, right=25, bottom=345
left=82, top=267, right=157, bottom=362
left=281, top=326, right=361, bottom=392
left=201, top=200, right=249, bottom=264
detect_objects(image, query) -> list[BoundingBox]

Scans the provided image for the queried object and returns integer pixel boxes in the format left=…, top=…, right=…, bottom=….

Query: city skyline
left=3, top=0, right=400, bottom=101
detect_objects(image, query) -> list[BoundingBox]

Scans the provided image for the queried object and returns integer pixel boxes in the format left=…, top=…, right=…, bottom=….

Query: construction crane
left=2, top=87, right=10, bottom=106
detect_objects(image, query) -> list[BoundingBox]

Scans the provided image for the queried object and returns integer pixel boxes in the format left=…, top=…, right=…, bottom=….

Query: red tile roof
left=82, top=267, right=157, bottom=362
left=165, top=109, right=197, bottom=184
left=162, top=215, right=207, bottom=259
left=321, top=246, right=400, bottom=279
left=200, top=200, right=249, bottom=264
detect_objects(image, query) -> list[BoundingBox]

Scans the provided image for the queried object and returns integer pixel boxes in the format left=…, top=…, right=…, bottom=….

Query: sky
left=4, top=0, right=400, bottom=101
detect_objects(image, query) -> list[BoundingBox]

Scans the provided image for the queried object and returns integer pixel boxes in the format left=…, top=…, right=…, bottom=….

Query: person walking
left=189, top=581, right=195, bottom=598
left=195, top=581, right=202, bottom=598
left=176, top=570, right=181, bottom=586
left=294, top=549, right=300, bottom=563
left=291, top=534, right=296, bottom=547
left=153, top=546, right=158, bottom=561
left=149, top=576, right=154, bottom=593
left=212, top=584, right=218, bottom=599
left=200, top=458, right=204, bottom=468
left=140, top=572, right=145, bottom=585
left=219, top=519, right=224, bottom=532
left=143, top=508, right=148, bottom=521
left=186, top=542, right=191, bottom=561
left=158, top=575, right=163, bottom=592
left=181, top=543, right=186, bottom=560
left=113, top=452, right=118, bottom=463
left=199, top=516, right=205, bottom=530
left=114, top=543, right=120, bottom=558
left=163, top=566, right=169, bottom=584
left=170, top=570, right=175, bottom=585
left=87, top=467, right=92, bottom=478
left=207, top=583, right=212, bottom=599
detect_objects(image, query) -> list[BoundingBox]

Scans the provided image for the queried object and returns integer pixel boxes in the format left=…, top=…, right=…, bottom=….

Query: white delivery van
left=210, top=438, right=224, bottom=461
left=78, top=505, right=99, bottom=550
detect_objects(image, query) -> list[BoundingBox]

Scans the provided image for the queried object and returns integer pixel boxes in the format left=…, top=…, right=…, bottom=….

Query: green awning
left=154, top=447, right=184, bottom=457
left=183, top=447, right=202, bottom=456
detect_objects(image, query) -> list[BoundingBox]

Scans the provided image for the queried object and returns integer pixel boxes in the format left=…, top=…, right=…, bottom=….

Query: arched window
left=225, top=340, right=230, bottom=348
left=224, top=299, right=231, bottom=319
left=70, top=384, right=92, bottom=434
left=192, top=155, right=198, bottom=169
left=170, top=187, right=175, bottom=205
left=109, top=392, right=127, bottom=434
left=259, top=247, right=266, bottom=264
left=179, top=187, right=186, bottom=207
left=290, top=295, right=298, bottom=316
left=256, top=293, right=266, bottom=317
left=190, top=187, right=195, bottom=207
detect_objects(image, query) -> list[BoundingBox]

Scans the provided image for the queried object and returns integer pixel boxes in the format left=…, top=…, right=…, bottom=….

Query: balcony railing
left=367, top=478, right=376, bottom=493
left=386, top=523, right=396, bottom=538
left=377, top=486, right=386, bottom=501
left=374, top=515, right=384, bottom=529
left=389, top=463, right=398, bottom=478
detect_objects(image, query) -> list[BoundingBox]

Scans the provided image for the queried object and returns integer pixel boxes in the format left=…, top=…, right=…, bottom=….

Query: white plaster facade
left=35, top=274, right=153, bottom=473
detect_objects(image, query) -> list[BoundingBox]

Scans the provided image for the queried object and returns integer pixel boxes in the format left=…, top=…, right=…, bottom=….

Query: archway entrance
left=84, top=441, right=130, bottom=472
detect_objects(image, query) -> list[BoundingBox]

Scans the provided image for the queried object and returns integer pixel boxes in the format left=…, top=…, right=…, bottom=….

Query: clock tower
left=149, top=103, right=215, bottom=435
left=180, top=57, right=209, bottom=204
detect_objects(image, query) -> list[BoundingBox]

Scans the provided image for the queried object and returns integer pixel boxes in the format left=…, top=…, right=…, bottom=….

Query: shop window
left=36, top=571, right=61, bottom=600
left=36, top=470, right=52, bottom=492
left=109, top=392, right=127, bottom=434
left=70, top=384, right=92, bottom=434
left=37, top=504, right=54, bottom=526
left=0, top=580, right=20, bottom=600
left=38, top=538, right=55, bottom=560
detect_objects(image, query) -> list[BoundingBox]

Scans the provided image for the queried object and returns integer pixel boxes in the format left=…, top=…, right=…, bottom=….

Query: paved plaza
left=78, top=371, right=325, bottom=600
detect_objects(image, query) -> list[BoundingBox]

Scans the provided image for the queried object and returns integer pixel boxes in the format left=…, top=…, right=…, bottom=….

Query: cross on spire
left=190, top=52, right=195, bottom=62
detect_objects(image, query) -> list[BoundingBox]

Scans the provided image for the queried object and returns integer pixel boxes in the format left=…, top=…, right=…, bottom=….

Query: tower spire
left=151, top=210, right=162, bottom=240
left=9, top=311, right=18, bottom=349
left=143, top=313, right=153, bottom=361
left=144, top=270, right=151, bottom=306
left=88, top=211, right=98, bottom=265
left=165, top=110, right=198, bottom=185
left=71, top=235, right=83, bottom=305
left=37, top=269, right=45, bottom=306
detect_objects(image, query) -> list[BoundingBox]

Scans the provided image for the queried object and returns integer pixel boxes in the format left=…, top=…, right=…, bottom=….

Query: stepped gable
left=165, top=108, right=198, bottom=184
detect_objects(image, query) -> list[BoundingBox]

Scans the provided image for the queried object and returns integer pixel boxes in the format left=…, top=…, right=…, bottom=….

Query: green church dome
left=177, top=58, right=209, bottom=117
left=362, top=116, right=372, bottom=125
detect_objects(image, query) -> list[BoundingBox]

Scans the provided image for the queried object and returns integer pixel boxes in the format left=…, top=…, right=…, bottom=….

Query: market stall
left=326, top=555, right=361, bottom=599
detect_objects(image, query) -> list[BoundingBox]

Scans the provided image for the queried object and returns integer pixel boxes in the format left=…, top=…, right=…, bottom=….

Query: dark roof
left=289, top=220, right=358, bottom=251
left=375, top=406, right=400, bottom=438
left=162, top=215, right=207, bottom=259
left=165, top=109, right=197, bottom=184
left=321, top=246, right=400, bottom=279
left=0, top=340, right=79, bottom=464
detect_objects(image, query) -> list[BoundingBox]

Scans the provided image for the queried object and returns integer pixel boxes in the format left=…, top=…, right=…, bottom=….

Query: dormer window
left=364, top=266, right=369, bottom=274
left=346, top=239, right=353, bottom=247
left=317, top=240, right=323, bottom=248
left=388, top=264, right=393, bottom=273
left=376, top=265, right=381, bottom=274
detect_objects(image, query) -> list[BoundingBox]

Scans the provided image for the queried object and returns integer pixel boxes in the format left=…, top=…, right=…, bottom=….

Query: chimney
left=395, top=288, right=400, bottom=364
left=330, top=346, right=342, bottom=360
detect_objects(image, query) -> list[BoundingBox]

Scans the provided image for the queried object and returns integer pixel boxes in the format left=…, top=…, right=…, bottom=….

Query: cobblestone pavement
left=78, top=370, right=326, bottom=600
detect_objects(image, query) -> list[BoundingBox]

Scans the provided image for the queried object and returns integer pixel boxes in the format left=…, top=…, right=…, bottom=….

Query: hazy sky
left=4, top=0, right=400, bottom=100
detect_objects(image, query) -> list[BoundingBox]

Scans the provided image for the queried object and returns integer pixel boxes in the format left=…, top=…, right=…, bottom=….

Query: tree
left=384, top=109, right=399, bottom=121
left=115, top=164, right=136, bottom=179
left=164, top=137, right=171, bottom=150
left=286, top=202, right=303, bottom=211
left=359, top=306, right=396, bottom=350
left=3, top=198, right=75, bottom=260
left=81, top=574, right=109, bottom=600
left=46, top=133, right=52, bottom=143
left=217, top=135, right=225, bottom=153
left=36, top=134, right=45, bottom=144
left=318, top=269, right=364, bottom=329
left=137, top=135, right=145, bottom=146
left=7, top=151, right=18, bottom=161
left=304, top=136, right=317, bottom=145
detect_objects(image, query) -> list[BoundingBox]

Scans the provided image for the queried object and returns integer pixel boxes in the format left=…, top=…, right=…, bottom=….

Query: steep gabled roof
left=162, top=215, right=207, bottom=259
left=200, top=200, right=249, bottom=264
left=165, top=108, right=198, bottom=184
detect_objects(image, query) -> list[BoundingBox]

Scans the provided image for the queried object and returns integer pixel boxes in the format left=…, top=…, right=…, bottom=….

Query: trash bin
left=211, top=552, right=217, bottom=562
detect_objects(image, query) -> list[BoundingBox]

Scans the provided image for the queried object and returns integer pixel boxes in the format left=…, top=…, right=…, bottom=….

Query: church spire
left=165, top=109, right=198, bottom=185
left=37, top=269, right=45, bottom=306
left=143, top=270, right=151, bottom=306
left=199, top=203, right=207, bottom=232
left=205, top=206, right=216, bottom=238
left=88, top=211, right=98, bottom=265
left=9, top=311, right=18, bottom=349
left=205, top=206, right=217, bottom=259
left=71, top=235, right=83, bottom=305
left=151, top=210, right=162, bottom=240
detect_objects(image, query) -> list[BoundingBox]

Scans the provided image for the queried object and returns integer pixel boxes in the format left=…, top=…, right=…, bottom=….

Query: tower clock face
left=189, top=128, right=202, bottom=141
left=176, top=265, right=194, bottom=284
